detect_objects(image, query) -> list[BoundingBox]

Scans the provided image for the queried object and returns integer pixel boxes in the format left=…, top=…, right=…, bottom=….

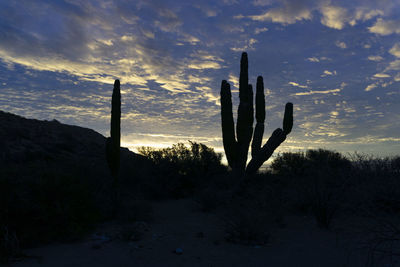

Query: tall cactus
left=106, top=79, right=121, bottom=186
left=220, top=52, right=293, bottom=176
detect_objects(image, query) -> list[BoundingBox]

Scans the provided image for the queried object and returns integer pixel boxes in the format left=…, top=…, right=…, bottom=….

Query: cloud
left=228, top=73, right=239, bottom=89
left=307, top=57, right=320, bottom=62
left=187, top=60, right=222, bottom=69
left=0, top=0, right=224, bottom=97
left=349, top=8, right=383, bottom=26
left=252, top=0, right=273, bottom=6
left=247, top=1, right=312, bottom=24
left=254, top=27, right=268, bottom=34
left=389, top=43, right=400, bottom=58
left=179, top=34, right=201, bottom=45
left=320, top=5, right=349, bottom=30
left=238, top=1, right=389, bottom=32
left=293, top=82, right=346, bottom=96
left=293, top=88, right=341, bottom=96
left=306, top=56, right=330, bottom=62
left=319, top=4, right=383, bottom=30
left=1, top=0, right=400, bottom=158
left=230, top=38, right=258, bottom=52
left=368, top=55, right=383, bottom=61
left=335, top=41, right=347, bottom=49
left=385, top=60, right=400, bottom=71
left=194, top=4, right=218, bottom=17
left=365, top=83, right=378, bottom=91
left=154, top=9, right=182, bottom=32
left=288, top=81, right=308, bottom=89
left=369, top=18, right=400, bottom=35
left=373, top=73, right=391, bottom=78
left=321, top=70, right=337, bottom=77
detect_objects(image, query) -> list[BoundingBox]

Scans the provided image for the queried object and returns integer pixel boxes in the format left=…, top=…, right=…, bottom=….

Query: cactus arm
left=246, top=102, right=293, bottom=175
left=251, top=76, right=265, bottom=158
left=246, top=128, right=286, bottom=175
left=283, top=102, right=293, bottom=135
left=220, top=80, right=237, bottom=169
left=236, top=53, right=254, bottom=171
left=239, top=52, right=249, bottom=101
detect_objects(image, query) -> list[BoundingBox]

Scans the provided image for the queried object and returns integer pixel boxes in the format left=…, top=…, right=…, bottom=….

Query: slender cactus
left=106, top=79, right=121, bottom=187
left=220, top=52, right=293, bottom=176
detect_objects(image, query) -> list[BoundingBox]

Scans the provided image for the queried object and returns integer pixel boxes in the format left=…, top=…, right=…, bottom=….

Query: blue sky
left=0, top=0, right=399, bottom=159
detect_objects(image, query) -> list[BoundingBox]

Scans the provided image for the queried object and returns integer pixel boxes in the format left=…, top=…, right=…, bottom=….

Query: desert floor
left=9, top=198, right=384, bottom=267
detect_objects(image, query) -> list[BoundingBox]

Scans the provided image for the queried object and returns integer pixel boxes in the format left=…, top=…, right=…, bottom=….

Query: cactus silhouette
left=220, top=52, right=293, bottom=176
left=106, top=80, right=121, bottom=196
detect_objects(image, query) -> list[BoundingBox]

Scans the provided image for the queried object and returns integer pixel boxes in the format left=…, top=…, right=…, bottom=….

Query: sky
left=0, top=0, right=399, bottom=161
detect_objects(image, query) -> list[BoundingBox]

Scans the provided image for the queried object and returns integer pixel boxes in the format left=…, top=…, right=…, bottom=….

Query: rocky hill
left=0, top=110, right=152, bottom=187
left=0, top=110, right=155, bottom=252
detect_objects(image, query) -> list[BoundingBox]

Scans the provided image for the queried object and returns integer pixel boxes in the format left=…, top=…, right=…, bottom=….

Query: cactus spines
left=220, top=52, right=293, bottom=176
left=106, top=79, right=121, bottom=183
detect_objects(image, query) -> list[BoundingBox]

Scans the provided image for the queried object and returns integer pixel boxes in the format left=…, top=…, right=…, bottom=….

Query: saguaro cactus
left=106, top=79, right=121, bottom=185
left=220, top=52, right=293, bottom=176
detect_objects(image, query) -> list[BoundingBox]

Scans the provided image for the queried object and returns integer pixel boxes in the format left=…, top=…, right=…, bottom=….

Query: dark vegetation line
left=1, top=52, right=400, bottom=265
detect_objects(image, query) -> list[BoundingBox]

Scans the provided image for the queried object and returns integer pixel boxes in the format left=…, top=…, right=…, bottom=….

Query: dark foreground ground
left=9, top=198, right=384, bottom=267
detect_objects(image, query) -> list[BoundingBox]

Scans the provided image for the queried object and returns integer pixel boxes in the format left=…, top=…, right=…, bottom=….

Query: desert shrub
left=354, top=210, right=400, bottom=267
left=271, top=149, right=351, bottom=175
left=0, top=225, right=21, bottom=264
left=138, top=141, right=226, bottom=198
left=0, top=165, right=102, bottom=252
left=348, top=154, right=400, bottom=215
left=194, top=181, right=232, bottom=212
left=223, top=197, right=272, bottom=245
left=222, top=173, right=286, bottom=245
left=116, top=195, right=153, bottom=223
left=270, top=151, right=308, bottom=177
left=271, top=149, right=352, bottom=228
left=391, top=156, right=400, bottom=172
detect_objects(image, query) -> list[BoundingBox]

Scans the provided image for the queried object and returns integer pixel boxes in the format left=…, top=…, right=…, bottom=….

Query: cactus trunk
left=106, top=80, right=121, bottom=215
left=106, top=80, right=121, bottom=179
left=220, top=52, right=293, bottom=176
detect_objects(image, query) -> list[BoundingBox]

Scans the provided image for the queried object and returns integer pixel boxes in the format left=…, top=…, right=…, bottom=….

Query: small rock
left=174, top=247, right=183, bottom=255
left=91, top=233, right=111, bottom=242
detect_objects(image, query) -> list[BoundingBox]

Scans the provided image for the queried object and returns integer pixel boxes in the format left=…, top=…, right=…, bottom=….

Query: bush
left=270, top=149, right=352, bottom=228
left=349, top=153, right=400, bottom=215
left=138, top=141, right=226, bottom=198
left=271, top=149, right=351, bottom=177
left=270, top=151, right=308, bottom=177
left=0, top=165, right=101, bottom=252
left=223, top=198, right=270, bottom=245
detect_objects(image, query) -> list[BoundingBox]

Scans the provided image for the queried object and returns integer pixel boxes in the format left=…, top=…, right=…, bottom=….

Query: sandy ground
left=8, top=198, right=378, bottom=267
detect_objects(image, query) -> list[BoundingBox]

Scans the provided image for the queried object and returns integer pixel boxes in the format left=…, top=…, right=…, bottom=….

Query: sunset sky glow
left=0, top=0, right=399, bottom=159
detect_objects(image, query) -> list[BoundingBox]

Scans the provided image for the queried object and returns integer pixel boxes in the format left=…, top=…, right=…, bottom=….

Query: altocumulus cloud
left=0, top=0, right=399, bottom=157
